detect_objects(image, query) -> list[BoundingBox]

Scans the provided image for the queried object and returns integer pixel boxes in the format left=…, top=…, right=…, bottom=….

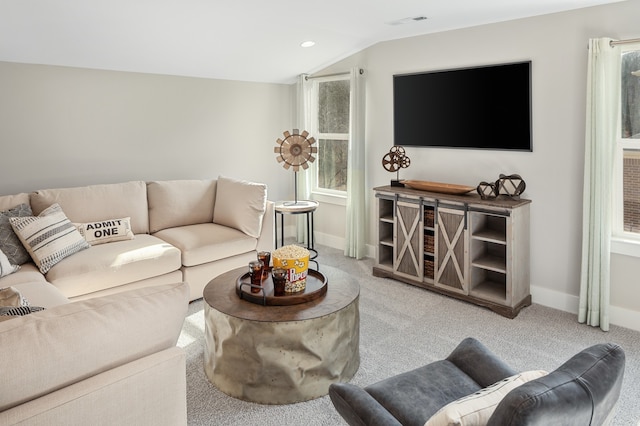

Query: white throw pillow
left=424, top=370, right=548, bottom=426
left=0, top=249, right=20, bottom=278
left=9, top=203, right=90, bottom=274
left=75, top=217, right=135, bottom=245
left=213, top=176, right=267, bottom=238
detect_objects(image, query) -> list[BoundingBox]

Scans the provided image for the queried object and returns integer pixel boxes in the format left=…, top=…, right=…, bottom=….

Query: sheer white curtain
left=295, top=74, right=313, bottom=242
left=579, top=38, right=620, bottom=332
left=344, top=67, right=366, bottom=259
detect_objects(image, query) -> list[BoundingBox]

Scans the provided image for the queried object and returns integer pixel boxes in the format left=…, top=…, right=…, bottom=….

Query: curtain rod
left=610, top=38, right=640, bottom=46
left=305, top=69, right=364, bottom=80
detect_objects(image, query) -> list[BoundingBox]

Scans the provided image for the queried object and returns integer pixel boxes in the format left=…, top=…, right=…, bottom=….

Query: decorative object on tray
left=382, top=146, right=410, bottom=187
left=477, top=181, right=498, bottom=199
left=271, top=268, right=287, bottom=296
left=272, top=244, right=310, bottom=293
left=248, top=260, right=264, bottom=294
left=257, top=251, right=271, bottom=278
left=496, top=174, right=526, bottom=199
left=274, top=129, right=317, bottom=204
left=400, top=180, right=475, bottom=195
left=236, top=268, right=328, bottom=306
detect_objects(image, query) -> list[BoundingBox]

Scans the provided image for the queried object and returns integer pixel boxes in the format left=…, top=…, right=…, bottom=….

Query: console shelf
left=373, top=186, right=531, bottom=318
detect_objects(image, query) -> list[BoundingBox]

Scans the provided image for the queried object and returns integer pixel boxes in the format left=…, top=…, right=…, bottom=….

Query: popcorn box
left=272, top=245, right=310, bottom=293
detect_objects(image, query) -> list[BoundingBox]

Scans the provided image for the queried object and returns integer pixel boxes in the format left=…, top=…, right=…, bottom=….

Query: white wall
left=0, top=62, right=294, bottom=201
left=313, top=0, right=640, bottom=330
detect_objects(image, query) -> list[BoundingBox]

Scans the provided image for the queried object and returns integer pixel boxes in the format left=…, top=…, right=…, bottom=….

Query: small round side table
left=274, top=200, right=319, bottom=268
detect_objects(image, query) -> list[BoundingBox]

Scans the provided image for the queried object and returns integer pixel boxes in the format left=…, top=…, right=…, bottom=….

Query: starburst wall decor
left=274, top=129, right=317, bottom=172
left=274, top=129, right=318, bottom=204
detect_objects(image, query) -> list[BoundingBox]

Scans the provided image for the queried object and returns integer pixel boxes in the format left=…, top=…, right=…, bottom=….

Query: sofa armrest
left=446, top=337, right=517, bottom=387
left=329, top=383, right=402, bottom=426
left=0, top=281, right=189, bottom=412
left=488, top=343, right=625, bottom=426
left=256, top=200, right=275, bottom=253
left=0, top=347, right=187, bottom=426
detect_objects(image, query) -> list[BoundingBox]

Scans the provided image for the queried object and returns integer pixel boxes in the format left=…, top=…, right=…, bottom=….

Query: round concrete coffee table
left=203, top=265, right=360, bottom=404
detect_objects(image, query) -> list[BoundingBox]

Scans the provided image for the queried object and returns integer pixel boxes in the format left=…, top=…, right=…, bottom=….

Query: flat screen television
left=393, top=61, right=532, bottom=151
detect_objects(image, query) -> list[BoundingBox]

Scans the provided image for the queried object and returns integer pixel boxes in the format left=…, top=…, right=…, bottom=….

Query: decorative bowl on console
left=400, top=180, right=475, bottom=195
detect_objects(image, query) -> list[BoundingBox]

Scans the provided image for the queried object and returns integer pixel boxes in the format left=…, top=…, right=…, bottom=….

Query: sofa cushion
left=29, top=181, right=150, bottom=234
left=11, top=280, right=70, bottom=308
left=0, top=281, right=189, bottom=412
left=75, top=217, right=135, bottom=245
left=0, top=193, right=30, bottom=212
left=45, top=234, right=182, bottom=298
left=213, top=176, right=267, bottom=238
left=0, top=202, right=33, bottom=265
left=424, top=370, right=547, bottom=426
left=0, top=263, right=47, bottom=288
left=10, top=203, right=90, bottom=274
left=147, top=179, right=216, bottom=233
left=153, top=222, right=257, bottom=267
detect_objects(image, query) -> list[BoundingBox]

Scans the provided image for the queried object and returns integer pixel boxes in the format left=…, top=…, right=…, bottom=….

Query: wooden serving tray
left=235, top=269, right=328, bottom=306
left=401, top=180, right=475, bottom=195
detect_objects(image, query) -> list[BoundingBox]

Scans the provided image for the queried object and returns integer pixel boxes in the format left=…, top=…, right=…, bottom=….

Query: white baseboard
left=314, top=231, right=345, bottom=253
left=307, top=229, right=640, bottom=332
left=609, top=305, right=640, bottom=332
left=530, top=285, right=579, bottom=315
left=531, top=285, right=640, bottom=332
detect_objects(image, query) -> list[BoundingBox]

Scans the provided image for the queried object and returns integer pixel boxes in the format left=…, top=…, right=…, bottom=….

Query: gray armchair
left=329, top=337, right=625, bottom=426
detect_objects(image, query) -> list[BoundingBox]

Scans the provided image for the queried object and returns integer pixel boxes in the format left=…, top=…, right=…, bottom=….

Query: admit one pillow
left=75, top=217, right=135, bottom=245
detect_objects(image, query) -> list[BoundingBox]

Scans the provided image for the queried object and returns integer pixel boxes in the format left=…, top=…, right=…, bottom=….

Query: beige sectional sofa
left=0, top=176, right=274, bottom=302
left=0, top=176, right=273, bottom=425
left=0, top=281, right=190, bottom=425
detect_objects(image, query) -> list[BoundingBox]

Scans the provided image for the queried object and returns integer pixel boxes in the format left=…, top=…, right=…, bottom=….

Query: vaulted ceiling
left=0, top=0, right=626, bottom=83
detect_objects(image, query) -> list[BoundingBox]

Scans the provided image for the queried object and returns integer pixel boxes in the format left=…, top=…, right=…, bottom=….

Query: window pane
left=623, top=149, right=640, bottom=233
left=621, top=50, right=640, bottom=139
left=318, top=139, right=348, bottom=191
left=318, top=80, right=350, bottom=134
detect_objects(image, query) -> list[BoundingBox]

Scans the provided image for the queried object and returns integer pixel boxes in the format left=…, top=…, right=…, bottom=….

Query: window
left=615, top=45, right=640, bottom=240
left=310, top=76, right=350, bottom=196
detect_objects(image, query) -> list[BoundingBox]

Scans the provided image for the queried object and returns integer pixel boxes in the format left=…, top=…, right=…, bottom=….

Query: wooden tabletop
left=203, top=265, right=359, bottom=322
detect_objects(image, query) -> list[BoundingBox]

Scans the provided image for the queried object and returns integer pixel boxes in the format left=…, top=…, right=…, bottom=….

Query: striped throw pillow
left=9, top=203, right=90, bottom=274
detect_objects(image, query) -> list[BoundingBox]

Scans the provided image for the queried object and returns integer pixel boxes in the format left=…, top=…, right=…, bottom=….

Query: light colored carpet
left=180, top=245, right=640, bottom=425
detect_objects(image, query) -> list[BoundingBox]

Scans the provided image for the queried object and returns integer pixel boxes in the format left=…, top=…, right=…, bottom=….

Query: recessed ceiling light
left=300, top=41, right=316, bottom=48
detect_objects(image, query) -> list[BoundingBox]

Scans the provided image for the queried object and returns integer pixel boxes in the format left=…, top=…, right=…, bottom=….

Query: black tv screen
left=393, top=61, right=532, bottom=151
